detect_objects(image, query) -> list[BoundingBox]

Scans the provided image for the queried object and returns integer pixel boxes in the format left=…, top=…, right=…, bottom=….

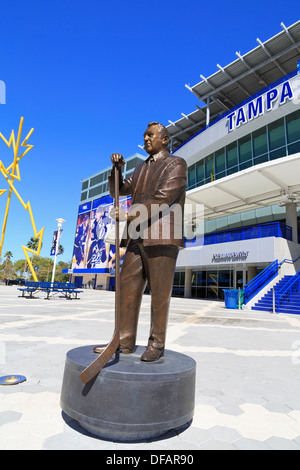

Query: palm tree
left=2, top=251, right=14, bottom=281
left=27, top=237, right=40, bottom=252
left=26, top=237, right=42, bottom=279
left=4, top=251, right=13, bottom=267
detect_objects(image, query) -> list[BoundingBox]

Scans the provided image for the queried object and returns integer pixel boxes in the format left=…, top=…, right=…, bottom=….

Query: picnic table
left=18, top=281, right=40, bottom=298
left=18, top=281, right=83, bottom=299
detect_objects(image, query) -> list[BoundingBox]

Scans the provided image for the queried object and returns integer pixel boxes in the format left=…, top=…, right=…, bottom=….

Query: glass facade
left=172, top=271, right=185, bottom=297
left=80, top=153, right=146, bottom=203
left=173, top=269, right=251, bottom=300
left=187, top=109, right=300, bottom=190
left=192, top=270, right=233, bottom=300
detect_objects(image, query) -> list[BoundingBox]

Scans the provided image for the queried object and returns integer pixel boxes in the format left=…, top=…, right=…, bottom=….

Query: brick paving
left=0, top=285, right=300, bottom=450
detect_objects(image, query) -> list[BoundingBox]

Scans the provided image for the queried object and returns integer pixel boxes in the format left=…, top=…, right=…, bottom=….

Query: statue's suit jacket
left=108, top=150, right=187, bottom=248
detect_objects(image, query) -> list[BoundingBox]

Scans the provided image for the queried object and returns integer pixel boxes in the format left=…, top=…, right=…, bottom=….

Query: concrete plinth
left=60, top=345, right=196, bottom=441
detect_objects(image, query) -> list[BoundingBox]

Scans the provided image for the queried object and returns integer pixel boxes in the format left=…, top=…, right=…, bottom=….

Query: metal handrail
left=279, top=255, right=300, bottom=266
left=276, top=270, right=300, bottom=314
left=244, top=260, right=279, bottom=304
left=184, top=222, right=293, bottom=247
left=244, top=253, right=300, bottom=309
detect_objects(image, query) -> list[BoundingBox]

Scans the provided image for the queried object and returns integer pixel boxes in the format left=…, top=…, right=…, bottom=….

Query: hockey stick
left=80, top=162, right=121, bottom=384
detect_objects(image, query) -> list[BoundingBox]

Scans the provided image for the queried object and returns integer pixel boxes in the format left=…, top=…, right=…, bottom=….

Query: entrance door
left=207, top=271, right=218, bottom=299
left=74, top=276, right=83, bottom=288
left=236, top=271, right=244, bottom=289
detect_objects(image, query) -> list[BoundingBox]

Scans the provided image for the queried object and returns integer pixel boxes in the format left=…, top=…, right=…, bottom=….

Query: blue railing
left=276, top=270, right=300, bottom=314
left=279, top=255, right=300, bottom=267
left=185, top=222, right=292, bottom=248
left=244, top=260, right=279, bottom=304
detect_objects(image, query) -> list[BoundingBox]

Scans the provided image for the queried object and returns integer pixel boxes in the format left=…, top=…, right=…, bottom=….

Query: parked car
left=7, top=278, right=25, bottom=286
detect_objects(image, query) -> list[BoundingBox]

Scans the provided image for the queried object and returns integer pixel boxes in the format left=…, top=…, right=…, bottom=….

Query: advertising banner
left=50, top=229, right=63, bottom=256
left=71, top=196, right=130, bottom=270
left=71, top=201, right=92, bottom=268
left=85, top=195, right=113, bottom=269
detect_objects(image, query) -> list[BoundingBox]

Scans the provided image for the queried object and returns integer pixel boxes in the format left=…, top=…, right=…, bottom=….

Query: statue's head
left=143, top=122, right=169, bottom=156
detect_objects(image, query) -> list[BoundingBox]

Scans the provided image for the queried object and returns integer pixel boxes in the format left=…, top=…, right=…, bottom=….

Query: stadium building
left=167, top=20, right=300, bottom=309
left=67, top=21, right=300, bottom=312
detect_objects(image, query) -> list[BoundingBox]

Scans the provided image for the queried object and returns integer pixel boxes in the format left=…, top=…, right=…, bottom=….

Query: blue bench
left=18, top=281, right=83, bottom=299
left=40, top=282, right=83, bottom=299
left=18, top=281, right=40, bottom=298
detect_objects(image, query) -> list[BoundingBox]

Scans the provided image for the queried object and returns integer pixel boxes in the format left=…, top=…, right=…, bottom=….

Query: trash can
left=223, top=289, right=238, bottom=309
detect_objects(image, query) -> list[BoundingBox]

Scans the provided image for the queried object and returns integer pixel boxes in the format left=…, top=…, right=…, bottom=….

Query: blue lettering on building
left=227, top=80, right=294, bottom=132
left=280, top=81, right=294, bottom=104
left=248, top=96, right=263, bottom=120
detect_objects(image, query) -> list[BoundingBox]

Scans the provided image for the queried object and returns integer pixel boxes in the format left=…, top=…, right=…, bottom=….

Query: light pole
left=51, top=218, right=65, bottom=283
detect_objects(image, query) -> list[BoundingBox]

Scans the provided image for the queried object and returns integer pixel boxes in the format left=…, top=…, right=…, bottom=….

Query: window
left=226, top=142, right=238, bottom=174
left=188, top=164, right=196, bottom=189
left=286, top=109, right=300, bottom=144
left=239, top=136, right=252, bottom=170
left=172, top=272, right=185, bottom=297
left=269, top=147, right=286, bottom=161
left=90, top=173, right=104, bottom=187
left=82, top=180, right=89, bottom=191
left=195, top=271, right=206, bottom=286
left=288, top=141, right=300, bottom=155
left=191, top=271, right=206, bottom=298
left=190, top=270, right=233, bottom=299
left=205, top=154, right=215, bottom=183
left=218, top=271, right=231, bottom=287
left=89, top=184, right=105, bottom=198
left=196, top=160, right=205, bottom=185
left=254, top=153, right=268, bottom=164
left=126, top=157, right=143, bottom=171
left=207, top=271, right=218, bottom=286
left=183, top=111, right=297, bottom=192
left=268, top=118, right=286, bottom=151
left=215, top=149, right=226, bottom=179
left=102, top=182, right=109, bottom=193
left=253, top=127, right=268, bottom=157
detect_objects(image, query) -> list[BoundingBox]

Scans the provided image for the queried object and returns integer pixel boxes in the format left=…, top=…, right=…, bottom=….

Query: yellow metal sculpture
left=0, top=117, right=44, bottom=281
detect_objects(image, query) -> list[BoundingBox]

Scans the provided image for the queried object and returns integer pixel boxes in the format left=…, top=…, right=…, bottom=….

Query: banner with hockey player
left=71, top=201, right=92, bottom=269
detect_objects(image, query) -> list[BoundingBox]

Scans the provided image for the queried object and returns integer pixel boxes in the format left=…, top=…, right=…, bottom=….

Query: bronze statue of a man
left=95, top=122, right=187, bottom=361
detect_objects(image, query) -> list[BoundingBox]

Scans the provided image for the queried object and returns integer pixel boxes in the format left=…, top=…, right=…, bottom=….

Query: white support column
left=184, top=268, right=192, bottom=298
left=285, top=202, right=298, bottom=243
left=233, top=269, right=237, bottom=289
left=206, top=96, right=210, bottom=126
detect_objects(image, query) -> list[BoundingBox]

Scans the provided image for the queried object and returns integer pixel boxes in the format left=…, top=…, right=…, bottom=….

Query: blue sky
left=0, top=0, right=299, bottom=263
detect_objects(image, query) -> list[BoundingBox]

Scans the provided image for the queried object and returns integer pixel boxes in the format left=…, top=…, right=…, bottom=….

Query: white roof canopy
left=185, top=153, right=300, bottom=221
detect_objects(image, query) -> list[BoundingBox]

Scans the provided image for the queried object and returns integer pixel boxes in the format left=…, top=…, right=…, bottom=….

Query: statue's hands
left=111, top=153, right=126, bottom=169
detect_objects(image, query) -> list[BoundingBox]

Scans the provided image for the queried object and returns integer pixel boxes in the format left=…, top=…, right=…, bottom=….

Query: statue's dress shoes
left=93, top=344, right=164, bottom=361
left=140, top=345, right=164, bottom=362
left=93, top=345, right=133, bottom=354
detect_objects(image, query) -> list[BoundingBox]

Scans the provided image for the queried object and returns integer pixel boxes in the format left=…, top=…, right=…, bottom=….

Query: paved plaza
left=0, top=284, right=300, bottom=450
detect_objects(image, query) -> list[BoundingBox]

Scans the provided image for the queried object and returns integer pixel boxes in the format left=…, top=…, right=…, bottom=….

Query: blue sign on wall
left=227, top=79, right=294, bottom=132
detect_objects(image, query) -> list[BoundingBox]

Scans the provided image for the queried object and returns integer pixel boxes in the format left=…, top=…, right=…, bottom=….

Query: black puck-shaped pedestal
left=60, top=345, right=196, bottom=441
